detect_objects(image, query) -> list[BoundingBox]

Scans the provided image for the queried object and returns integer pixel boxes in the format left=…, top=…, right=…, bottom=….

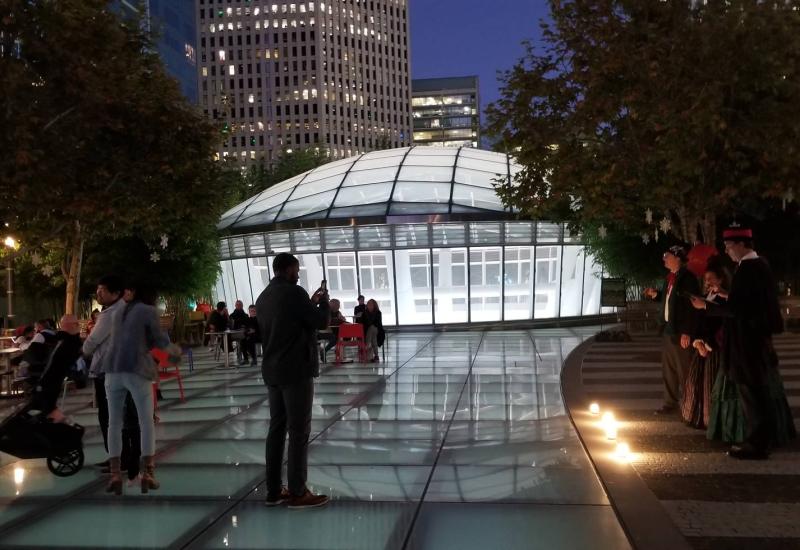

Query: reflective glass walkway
left=0, top=328, right=630, bottom=549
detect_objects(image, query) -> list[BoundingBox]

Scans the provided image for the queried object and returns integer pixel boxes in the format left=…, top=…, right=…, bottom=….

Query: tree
left=0, top=0, right=234, bottom=313
left=486, top=0, right=800, bottom=245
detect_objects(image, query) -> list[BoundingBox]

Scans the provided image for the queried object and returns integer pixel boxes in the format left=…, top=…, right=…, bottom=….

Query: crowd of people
left=646, top=225, right=796, bottom=460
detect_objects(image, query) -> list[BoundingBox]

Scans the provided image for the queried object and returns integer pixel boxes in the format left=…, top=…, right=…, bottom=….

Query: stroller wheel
left=47, top=448, right=84, bottom=477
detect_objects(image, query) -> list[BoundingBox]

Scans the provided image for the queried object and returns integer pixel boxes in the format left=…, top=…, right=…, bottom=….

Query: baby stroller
left=0, top=404, right=85, bottom=476
left=0, top=343, right=86, bottom=477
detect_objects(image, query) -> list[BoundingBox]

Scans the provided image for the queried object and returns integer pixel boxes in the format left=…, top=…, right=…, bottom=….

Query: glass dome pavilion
left=216, top=146, right=606, bottom=326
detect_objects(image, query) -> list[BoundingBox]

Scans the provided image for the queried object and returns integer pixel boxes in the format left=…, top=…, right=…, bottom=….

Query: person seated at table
left=240, top=305, right=260, bottom=367
left=29, top=315, right=83, bottom=423
left=353, top=295, right=366, bottom=322
left=321, top=299, right=348, bottom=355
left=359, top=299, right=385, bottom=362
left=207, top=302, right=230, bottom=351
left=12, top=325, right=35, bottom=350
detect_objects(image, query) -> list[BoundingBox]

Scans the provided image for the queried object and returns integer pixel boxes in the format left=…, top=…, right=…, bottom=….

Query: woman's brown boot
left=140, top=455, right=160, bottom=494
left=105, top=457, right=122, bottom=496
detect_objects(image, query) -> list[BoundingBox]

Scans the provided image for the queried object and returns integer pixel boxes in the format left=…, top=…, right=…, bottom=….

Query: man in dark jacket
left=645, top=245, right=700, bottom=415
left=256, top=253, right=330, bottom=509
left=31, top=315, right=83, bottom=422
left=692, top=226, right=794, bottom=459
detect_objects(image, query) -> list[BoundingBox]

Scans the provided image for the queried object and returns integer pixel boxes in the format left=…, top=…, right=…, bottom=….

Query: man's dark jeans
left=266, top=378, right=314, bottom=497
left=95, top=377, right=109, bottom=451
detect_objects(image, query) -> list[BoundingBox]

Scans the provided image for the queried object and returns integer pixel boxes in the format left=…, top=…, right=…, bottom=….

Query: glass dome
left=218, top=146, right=521, bottom=231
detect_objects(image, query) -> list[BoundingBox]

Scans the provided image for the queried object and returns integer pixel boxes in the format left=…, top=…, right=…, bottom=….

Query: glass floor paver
left=0, top=328, right=631, bottom=549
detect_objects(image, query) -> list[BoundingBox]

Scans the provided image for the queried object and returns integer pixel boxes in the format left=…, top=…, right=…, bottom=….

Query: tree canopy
left=0, top=0, right=236, bottom=312
left=486, top=0, right=800, bottom=245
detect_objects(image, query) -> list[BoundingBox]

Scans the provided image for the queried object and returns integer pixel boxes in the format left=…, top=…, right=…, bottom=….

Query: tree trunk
left=64, top=222, right=83, bottom=315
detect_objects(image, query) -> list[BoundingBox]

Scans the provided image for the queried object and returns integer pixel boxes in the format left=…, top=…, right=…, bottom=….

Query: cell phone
left=320, top=279, right=327, bottom=291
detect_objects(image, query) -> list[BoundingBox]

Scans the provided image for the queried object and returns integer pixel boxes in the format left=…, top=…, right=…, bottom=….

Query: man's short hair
left=216, top=301, right=226, bottom=310
left=273, top=252, right=299, bottom=274
left=665, top=245, right=688, bottom=263
left=357, top=295, right=365, bottom=301
left=98, top=274, right=124, bottom=295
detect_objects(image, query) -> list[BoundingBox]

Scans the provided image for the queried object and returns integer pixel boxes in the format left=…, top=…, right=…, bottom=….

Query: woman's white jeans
left=366, top=325, right=379, bottom=358
left=105, top=372, right=155, bottom=457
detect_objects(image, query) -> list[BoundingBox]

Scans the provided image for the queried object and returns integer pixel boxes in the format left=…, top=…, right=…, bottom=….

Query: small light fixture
left=14, top=467, right=24, bottom=485
left=615, top=442, right=631, bottom=462
left=605, top=422, right=618, bottom=440
left=589, top=403, right=600, bottom=415
left=601, top=411, right=615, bottom=428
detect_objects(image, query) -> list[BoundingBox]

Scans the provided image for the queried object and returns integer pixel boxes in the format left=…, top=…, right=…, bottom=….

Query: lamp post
left=3, top=236, right=17, bottom=329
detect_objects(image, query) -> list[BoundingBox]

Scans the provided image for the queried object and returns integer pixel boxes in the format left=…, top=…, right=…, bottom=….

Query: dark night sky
left=409, top=0, right=551, bottom=125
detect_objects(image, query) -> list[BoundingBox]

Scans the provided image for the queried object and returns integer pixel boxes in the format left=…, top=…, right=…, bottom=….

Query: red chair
left=335, top=323, right=367, bottom=363
left=150, top=348, right=185, bottom=410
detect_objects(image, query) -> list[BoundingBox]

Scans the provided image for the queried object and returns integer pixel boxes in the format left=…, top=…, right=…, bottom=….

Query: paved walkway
left=0, top=328, right=630, bottom=549
left=576, top=332, right=800, bottom=550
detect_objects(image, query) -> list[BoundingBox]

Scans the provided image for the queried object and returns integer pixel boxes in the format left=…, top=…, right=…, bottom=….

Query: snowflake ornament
left=150, top=252, right=161, bottom=263
left=641, top=233, right=650, bottom=245
left=598, top=225, right=608, bottom=239
left=30, top=252, right=42, bottom=266
left=41, top=265, right=54, bottom=277
left=160, top=234, right=169, bottom=249
left=783, top=189, right=795, bottom=211
left=654, top=227, right=659, bottom=243
left=645, top=208, right=653, bottom=224
left=658, top=216, right=672, bottom=234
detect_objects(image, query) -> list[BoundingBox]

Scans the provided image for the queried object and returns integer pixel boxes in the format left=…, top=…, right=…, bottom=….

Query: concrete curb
left=560, top=336, right=692, bottom=550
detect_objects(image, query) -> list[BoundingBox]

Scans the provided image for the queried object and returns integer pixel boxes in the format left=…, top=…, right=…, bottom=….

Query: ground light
left=615, top=442, right=632, bottom=462
left=589, top=402, right=600, bottom=415
left=605, top=422, right=618, bottom=440
left=601, top=411, right=615, bottom=428
left=14, top=467, right=24, bottom=496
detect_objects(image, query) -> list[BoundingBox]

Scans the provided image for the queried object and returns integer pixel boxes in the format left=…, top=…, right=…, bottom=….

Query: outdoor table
left=209, top=330, right=244, bottom=369
left=0, top=336, right=15, bottom=349
left=0, top=347, right=22, bottom=397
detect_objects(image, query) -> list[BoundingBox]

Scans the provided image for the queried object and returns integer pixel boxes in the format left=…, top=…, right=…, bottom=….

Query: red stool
left=150, top=348, right=186, bottom=411
left=335, top=323, right=368, bottom=363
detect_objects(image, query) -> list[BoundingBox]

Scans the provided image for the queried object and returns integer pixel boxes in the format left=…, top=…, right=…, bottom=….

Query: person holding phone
left=643, top=244, right=701, bottom=415
left=256, top=253, right=330, bottom=508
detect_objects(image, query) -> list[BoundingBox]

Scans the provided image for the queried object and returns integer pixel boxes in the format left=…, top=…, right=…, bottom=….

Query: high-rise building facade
left=412, top=76, right=479, bottom=148
left=112, top=1, right=198, bottom=103
left=196, top=0, right=413, bottom=166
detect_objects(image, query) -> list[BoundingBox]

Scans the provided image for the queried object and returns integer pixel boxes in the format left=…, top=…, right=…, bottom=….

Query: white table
left=208, top=330, right=244, bottom=369
left=0, top=347, right=22, bottom=397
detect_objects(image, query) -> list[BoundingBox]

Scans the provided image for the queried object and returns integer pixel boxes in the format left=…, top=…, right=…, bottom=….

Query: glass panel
left=247, top=256, right=271, bottom=300
left=214, top=270, right=227, bottom=305
left=324, top=252, right=358, bottom=302
left=456, top=156, right=508, bottom=174
left=221, top=261, right=237, bottom=309
left=389, top=202, right=449, bottom=215
left=245, top=234, right=267, bottom=256
left=406, top=147, right=457, bottom=157
left=229, top=259, right=253, bottom=306
left=505, top=222, right=534, bottom=244
left=504, top=246, right=535, bottom=321
left=300, top=158, right=353, bottom=183
left=341, top=166, right=398, bottom=186
left=431, top=224, right=465, bottom=246
left=560, top=246, right=585, bottom=317
left=233, top=205, right=283, bottom=229
left=219, top=238, right=232, bottom=260
left=275, top=190, right=336, bottom=221
left=459, top=147, right=507, bottom=162
left=349, top=156, right=404, bottom=171
left=392, top=181, right=450, bottom=203
left=433, top=248, right=468, bottom=323
left=469, top=223, right=502, bottom=244
left=451, top=184, right=505, bottom=211
left=403, top=154, right=456, bottom=167
left=394, top=249, right=433, bottom=325
left=564, top=225, right=583, bottom=243
left=537, top=222, right=562, bottom=243
left=534, top=245, right=562, bottom=319
left=290, top=174, right=343, bottom=199
left=360, top=147, right=410, bottom=160
left=394, top=224, right=429, bottom=247
left=358, top=225, right=392, bottom=248
left=323, top=227, right=355, bottom=250
left=397, top=165, right=452, bottom=182
left=296, top=254, right=325, bottom=298
left=265, top=231, right=291, bottom=253
left=333, top=183, right=393, bottom=207
left=292, top=229, right=321, bottom=252
left=241, top=189, right=293, bottom=217
left=358, top=250, right=396, bottom=326
left=329, top=204, right=388, bottom=219
left=583, top=249, right=603, bottom=316
left=470, top=247, right=502, bottom=322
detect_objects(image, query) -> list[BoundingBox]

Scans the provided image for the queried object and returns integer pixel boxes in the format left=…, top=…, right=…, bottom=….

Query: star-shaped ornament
left=645, top=208, right=653, bottom=224
left=160, top=234, right=169, bottom=249
left=598, top=225, right=608, bottom=239
left=641, top=233, right=650, bottom=245
left=150, top=252, right=161, bottom=262
left=41, top=265, right=54, bottom=277
left=30, top=252, right=42, bottom=266
left=658, top=217, right=672, bottom=234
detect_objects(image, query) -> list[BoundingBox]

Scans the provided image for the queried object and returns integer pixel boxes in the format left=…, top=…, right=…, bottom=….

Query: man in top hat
left=644, top=244, right=701, bottom=415
left=691, top=225, right=793, bottom=459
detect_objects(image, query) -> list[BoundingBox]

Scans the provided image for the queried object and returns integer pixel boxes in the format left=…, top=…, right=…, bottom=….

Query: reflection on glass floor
left=0, top=328, right=630, bottom=549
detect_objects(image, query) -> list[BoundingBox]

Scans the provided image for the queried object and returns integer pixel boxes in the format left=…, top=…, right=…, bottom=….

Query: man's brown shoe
left=265, top=487, right=291, bottom=507
left=287, top=489, right=329, bottom=509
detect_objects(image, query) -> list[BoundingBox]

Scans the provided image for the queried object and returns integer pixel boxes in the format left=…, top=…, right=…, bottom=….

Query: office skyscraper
left=196, top=0, right=412, bottom=165
left=412, top=76, right=479, bottom=148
